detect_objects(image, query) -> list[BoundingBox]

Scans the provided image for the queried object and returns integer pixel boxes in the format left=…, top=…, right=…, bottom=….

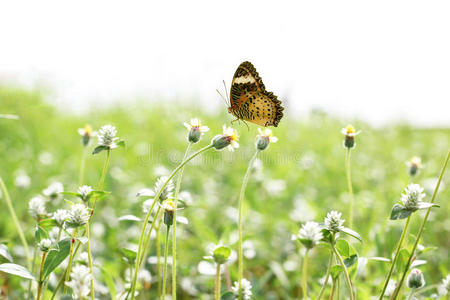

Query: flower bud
left=212, top=245, right=231, bottom=265
left=341, top=125, right=360, bottom=149
left=212, top=126, right=239, bottom=151
left=255, top=128, right=278, bottom=151
left=78, top=124, right=94, bottom=147
left=407, top=156, right=423, bottom=177
left=38, top=238, right=52, bottom=252
left=162, top=200, right=175, bottom=227
left=184, top=118, right=209, bottom=143
left=407, top=268, right=425, bottom=289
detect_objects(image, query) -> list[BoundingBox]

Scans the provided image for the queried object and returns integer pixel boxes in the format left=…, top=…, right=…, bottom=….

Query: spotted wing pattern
left=229, top=61, right=284, bottom=127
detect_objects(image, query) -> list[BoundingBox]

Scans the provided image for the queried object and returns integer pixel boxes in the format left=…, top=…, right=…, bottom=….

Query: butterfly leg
left=230, top=118, right=239, bottom=125
left=242, top=120, right=250, bottom=131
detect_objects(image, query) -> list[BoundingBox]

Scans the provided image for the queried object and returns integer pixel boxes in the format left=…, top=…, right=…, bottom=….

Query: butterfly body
left=228, top=61, right=284, bottom=127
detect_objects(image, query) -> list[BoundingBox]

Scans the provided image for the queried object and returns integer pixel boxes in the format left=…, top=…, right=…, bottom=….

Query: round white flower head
left=438, top=275, right=450, bottom=296
left=155, top=176, right=174, bottom=201
left=138, top=269, right=152, bottom=284
left=38, top=238, right=52, bottom=252
left=77, top=252, right=89, bottom=265
left=232, top=278, right=252, bottom=300
left=65, top=264, right=92, bottom=299
left=97, top=124, right=119, bottom=149
left=324, top=211, right=345, bottom=232
left=77, top=185, right=93, bottom=202
left=297, top=221, right=323, bottom=249
left=256, top=128, right=278, bottom=151
left=43, top=182, right=64, bottom=201
left=407, top=268, right=425, bottom=289
left=184, top=118, right=209, bottom=143
left=66, top=204, right=90, bottom=228
left=52, top=209, right=69, bottom=227
left=212, top=125, right=239, bottom=151
left=401, top=184, right=426, bottom=210
left=15, top=172, right=31, bottom=189
left=29, top=196, right=47, bottom=220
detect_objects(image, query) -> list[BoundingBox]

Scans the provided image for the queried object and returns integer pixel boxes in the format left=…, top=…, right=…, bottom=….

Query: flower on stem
left=155, top=176, right=174, bottom=202
left=38, top=238, right=52, bottom=252
left=401, top=184, right=426, bottom=211
left=65, top=264, right=92, bottom=299
left=255, top=128, right=278, bottom=151
left=66, top=203, right=90, bottom=228
left=162, top=199, right=176, bottom=227
left=232, top=278, right=252, bottom=300
left=297, top=221, right=323, bottom=249
left=212, top=125, right=239, bottom=151
left=43, top=182, right=64, bottom=201
left=78, top=124, right=94, bottom=147
left=324, top=211, right=345, bottom=233
left=341, top=125, right=361, bottom=149
left=98, top=124, right=119, bottom=149
left=205, top=244, right=232, bottom=265
left=406, top=156, right=423, bottom=177
left=52, top=209, right=69, bottom=227
left=406, top=268, right=425, bottom=289
left=29, top=196, right=47, bottom=220
left=438, top=275, right=450, bottom=296
left=78, top=185, right=93, bottom=202
left=184, top=118, right=209, bottom=143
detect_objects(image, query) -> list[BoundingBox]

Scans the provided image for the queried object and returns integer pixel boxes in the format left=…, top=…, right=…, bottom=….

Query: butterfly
left=220, top=61, right=284, bottom=127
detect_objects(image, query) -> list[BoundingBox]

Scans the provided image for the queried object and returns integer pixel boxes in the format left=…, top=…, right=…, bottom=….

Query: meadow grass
left=0, top=87, right=449, bottom=299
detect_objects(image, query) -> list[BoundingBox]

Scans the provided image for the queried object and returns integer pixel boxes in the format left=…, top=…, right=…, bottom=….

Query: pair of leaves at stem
left=390, top=202, right=439, bottom=220
left=331, top=239, right=359, bottom=280
left=121, top=248, right=137, bottom=265
left=321, top=226, right=363, bottom=244
left=62, top=190, right=110, bottom=203
left=93, top=140, right=126, bottom=154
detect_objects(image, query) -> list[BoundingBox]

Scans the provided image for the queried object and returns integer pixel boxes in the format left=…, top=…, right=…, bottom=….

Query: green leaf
left=344, top=254, right=358, bottom=268
left=0, top=263, right=34, bottom=280
left=39, top=218, right=59, bottom=231
left=35, top=226, right=48, bottom=243
left=118, top=215, right=142, bottom=222
left=418, top=246, right=437, bottom=254
left=0, top=244, right=13, bottom=262
left=336, top=240, right=350, bottom=257
left=340, top=227, right=363, bottom=243
left=121, top=248, right=137, bottom=264
left=42, top=238, right=71, bottom=280
left=117, top=140, right=126, bottom=148
left=390, top=204, right=412, bottom=220
left=396, top=248, right=410, bottom=272
left=330, top=265, right=344, bottom=281
left=417, top=202, right=439, bottom=210
left=61, top=192, right=82, bottom=198
left=368, top=256, right=391, bottom=262
left=88, top=191, right=110, bottom=202
left=92, top=145, right=108, bottom=155
left=321, top=229, right=333, bottom=243
left=221, top=291, right=237, bottom=300
left=0, top=114, right=19, bottom=120
left=97, top=265, right=116, bottom=300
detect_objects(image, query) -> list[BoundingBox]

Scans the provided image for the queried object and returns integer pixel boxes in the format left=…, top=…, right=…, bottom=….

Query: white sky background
left=0, top=1, right=449, bottom=127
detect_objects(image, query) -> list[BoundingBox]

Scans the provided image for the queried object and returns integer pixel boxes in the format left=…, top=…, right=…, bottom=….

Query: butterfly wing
left=229, top=61, right=284, bottom=127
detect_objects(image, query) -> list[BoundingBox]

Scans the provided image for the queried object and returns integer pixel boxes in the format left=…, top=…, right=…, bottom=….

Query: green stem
left=172, top=142, right=192, bottom=299
left=0, top=175, right=31, bottom=268
left=36, top=252, right=48, bottom=300
left=406, top=288, right=415, bottom=300
left=156, top=220, right=162, bottom=299
left=215, top=263, right=221, bottom=300
left=317, top=251, right=334, bottom=300
left=27, top=245, right=38, bottom=299
left=97, top=149, right=111, bottom=190
left=64, top=229, right=78, bottom=294
left=391, top=150, right=450, bottom=299
left=331, top=242, right=355, bottom=300
left=79, top=146, right=87, bottom=186
left=345, top=149, right=354, bottom=228
left=162, top=226, right=170, bottom=300
left=129, top=144, right=213, bottom=299
left=238, top=150, right=259, bottom=299
left=50, top=241, right=82, bottom=299
left=86, top=222, right=95, bottom=300
left=378, top=215, right=411, bottom=299
left=302, top=249, right=309, bottom=299
left=329, top=280, right=336, bottom=300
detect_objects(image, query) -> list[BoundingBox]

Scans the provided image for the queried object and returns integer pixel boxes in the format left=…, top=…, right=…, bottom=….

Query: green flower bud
left=407, top=268, right=425, bottom=289
left=212, top=245, right=231, bottom=265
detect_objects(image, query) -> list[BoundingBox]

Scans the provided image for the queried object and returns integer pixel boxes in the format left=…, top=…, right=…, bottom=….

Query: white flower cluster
left=66, top=204, right=90, bottom=228
left=232, top=278, right=252, bottom=300
left=438, top=275, right=450, bottom=296
left=78, top=185, right=93, bottom=202
left=324, top=211, right=345, bottom=232
left=43, top=182, right=64, bottom=200
left=65, top=265, right=92, bottom=299
left=38, top=238, right=52, bottom=252
left=97, top=124, right=119, bottom=149
left=52, top=209, right=69, bottom=227
left=29, top=196, right=47, bottom=220
left=297, top=221, right=323, bottom=249
left=401, top=184, right=425, bottom=210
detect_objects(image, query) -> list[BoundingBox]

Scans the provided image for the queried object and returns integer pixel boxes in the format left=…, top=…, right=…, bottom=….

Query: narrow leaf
left=0, top=244, right=13, bottom=262
left=0, top=263, right=34, bottom=280
left=92, top=145, right=108, bottom=155
left=118, top=215, right=142, bottom=222
left=331, top=265, right=344, bottom=280
left=42, top=238, right=71, bottom=280
left=97, top=265, right=116, bottom=300
left=340, top=227, right=363, bottom=242
left=390, top=204, right=412, bottom=220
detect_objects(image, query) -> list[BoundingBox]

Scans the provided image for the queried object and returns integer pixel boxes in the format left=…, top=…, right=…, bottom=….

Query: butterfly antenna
left=223, top=80, right=230, bottom=106
left=216, top=89, right=229, bottom=107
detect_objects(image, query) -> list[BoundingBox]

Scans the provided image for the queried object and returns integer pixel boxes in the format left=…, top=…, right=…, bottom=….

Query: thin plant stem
left=156, top=221, right=162, bottom=299
left=391, top=150, right=450, bottom=299
left=302, top=249, right=309, bottom=299
left=331, top=241, right=355, bottom=300
left=406, top=288, right=415, bottom=300
left=238, top=150, right=259, bottom=299
left=78, top=146, right=87, bottom=186
left=378, top=215, right=412, bottom=299
left=345, top=149, right=355, bottom=228
left=0, top=175, right=31, bottom=268
left=86, top=148, right=111, bottom=300
left=172, top=142, right=192, bottom=299
left=50, top=241, right=82, bottom=299
left=36, top=251, right=48, bottom=300
left=215, top=264, right=221, bottom=300
left=329, top=280, right=336, bottom=300
left=129, top=144, right=213, bottom=299
left=162, top=226, right=170, bottom=300
left=317, top=251, right=334, bottom=300
left=27, top=244, right=38, bottom=299
left=64, top=229, right=78, bottom=294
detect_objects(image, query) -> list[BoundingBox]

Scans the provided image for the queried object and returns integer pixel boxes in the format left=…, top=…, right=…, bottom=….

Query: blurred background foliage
left=0, top=86, right=449, bottom=299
